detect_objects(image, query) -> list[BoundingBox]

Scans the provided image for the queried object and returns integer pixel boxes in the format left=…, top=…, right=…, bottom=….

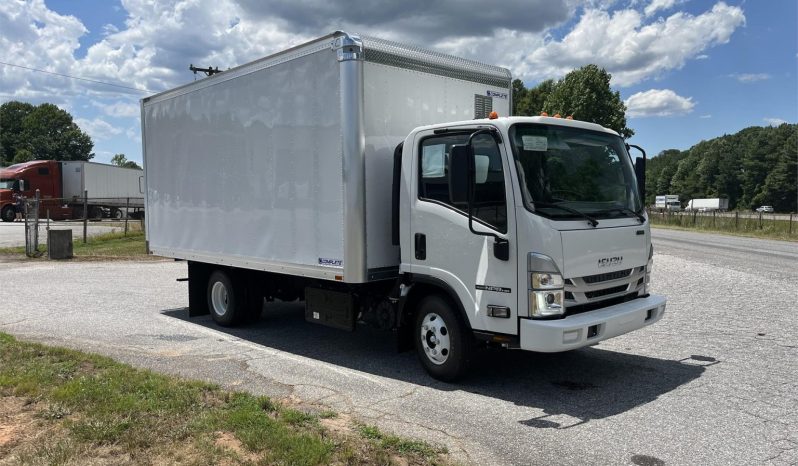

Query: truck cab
left=0, top=160, right=63, bottom=221
left=398, top=116, right=665, bottom=376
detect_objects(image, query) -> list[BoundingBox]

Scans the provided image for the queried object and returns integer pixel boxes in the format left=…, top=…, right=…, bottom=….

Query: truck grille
left=564, top=266, right=646, bottom=310
left=585, top=284, right=628, bottom=299
left=582, top=269, right=632, bottom=284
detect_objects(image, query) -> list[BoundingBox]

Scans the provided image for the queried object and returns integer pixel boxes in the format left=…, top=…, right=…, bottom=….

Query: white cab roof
left=413, top=116, right=620, bottom=137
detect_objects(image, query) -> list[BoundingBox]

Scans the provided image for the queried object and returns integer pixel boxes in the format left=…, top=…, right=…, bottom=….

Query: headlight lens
left=530, top=272, right=564, bottom=289
left=531, top=290, right=564, bottom=318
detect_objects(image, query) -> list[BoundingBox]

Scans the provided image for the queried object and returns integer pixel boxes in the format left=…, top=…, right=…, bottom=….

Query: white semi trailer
left=142, top=32, right=666, bottom=381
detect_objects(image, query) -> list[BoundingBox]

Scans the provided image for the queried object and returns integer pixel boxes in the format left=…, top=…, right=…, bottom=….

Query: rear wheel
left=207, top=270, right=243, bottom=326
left=1, top=205, right=15, bottom=222
left=414, top=295, right=473, bottom=382
left=111, top=208, right=124, bottom=219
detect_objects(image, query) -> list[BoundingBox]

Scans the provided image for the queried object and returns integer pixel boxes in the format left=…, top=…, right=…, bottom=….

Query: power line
left=0, top=60, right=151, bottom=93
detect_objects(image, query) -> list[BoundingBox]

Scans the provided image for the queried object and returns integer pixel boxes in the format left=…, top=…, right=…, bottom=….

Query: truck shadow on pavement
left=162, top=302, right=707, bottom=429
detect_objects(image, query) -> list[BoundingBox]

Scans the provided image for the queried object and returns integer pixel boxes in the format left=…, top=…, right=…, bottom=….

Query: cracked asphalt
left=1, top=228, right=796, bottom=465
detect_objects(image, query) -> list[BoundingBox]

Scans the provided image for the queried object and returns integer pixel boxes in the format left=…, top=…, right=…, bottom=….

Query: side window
left=419, top=133, right=507, bottom=233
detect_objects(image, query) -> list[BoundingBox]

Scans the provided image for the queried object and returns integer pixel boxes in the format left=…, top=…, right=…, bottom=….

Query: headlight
left=526, top=253, right=566, bottom=319
left=530, top=272, right=564, bottom=289
left=530, top=290, right=564, bottom=318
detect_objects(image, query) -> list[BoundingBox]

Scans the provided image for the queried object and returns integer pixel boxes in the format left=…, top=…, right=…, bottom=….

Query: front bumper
left=519, top=294, right=666, bottom=352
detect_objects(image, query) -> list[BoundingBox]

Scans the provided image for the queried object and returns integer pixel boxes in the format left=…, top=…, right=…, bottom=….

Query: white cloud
left=91, top=100, right=140, bottom=118
left=730, top=73, right=770, bottom=83
left=644, top=0, right=678, bottom=17
left=699, top=114, right=712, bottom=119
left=763, top=118, right=787, bottom=126
left=516, top=2, right=745, bottom=86
left=75, top=117, right=123, bottom=141
left=696, top=54, right=709, bottom=60
left=625, top=89, right=695, bottom=117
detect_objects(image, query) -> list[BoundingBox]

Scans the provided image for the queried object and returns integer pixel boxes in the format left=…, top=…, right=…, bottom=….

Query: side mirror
left=634, top=156, right=646, bottom=200
left=627, top=143, right=647, bottom=202
left=448, top=144, right=471, bottom=204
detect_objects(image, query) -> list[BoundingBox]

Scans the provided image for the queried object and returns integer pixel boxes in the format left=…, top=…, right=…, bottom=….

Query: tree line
left=645, top=124, right=797, bottom=212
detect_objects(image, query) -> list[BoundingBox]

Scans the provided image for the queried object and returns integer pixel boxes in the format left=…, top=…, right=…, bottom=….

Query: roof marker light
left=566, top=115, right=574, bottom=120
left=488, top=111, right=498, bottom=119
left=540, top=112, right=548, bottom=116
left=553, top=113, right=561, bottom=118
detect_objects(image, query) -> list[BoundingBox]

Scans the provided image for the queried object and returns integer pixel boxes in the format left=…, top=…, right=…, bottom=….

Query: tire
left=414, top=294, right=473, bottom=382
left=111, top=208, right=124, bottom=219
left=1, top=205, right=15, bottom=222
left=207, top=270, right=243, bottom=327
left=89, top=206, right=103, bottom=220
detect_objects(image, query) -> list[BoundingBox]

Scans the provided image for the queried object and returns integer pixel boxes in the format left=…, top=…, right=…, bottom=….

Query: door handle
left=415, top=233, right=426, bottom=260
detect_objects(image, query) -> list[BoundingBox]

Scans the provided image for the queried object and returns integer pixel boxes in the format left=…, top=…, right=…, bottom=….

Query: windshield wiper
left=595, top=206, right=646, bottom=223
left=532, top=202, right=599, bottom=227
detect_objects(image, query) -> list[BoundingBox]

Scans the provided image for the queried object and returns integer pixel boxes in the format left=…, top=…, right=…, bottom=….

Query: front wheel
left=414, top=295, right=473, bottom=382
left=1, top=205, right=15, bottom=222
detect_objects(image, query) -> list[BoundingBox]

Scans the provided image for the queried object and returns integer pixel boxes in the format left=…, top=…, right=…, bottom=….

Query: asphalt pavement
left=1, top=228, right=796, bottom=465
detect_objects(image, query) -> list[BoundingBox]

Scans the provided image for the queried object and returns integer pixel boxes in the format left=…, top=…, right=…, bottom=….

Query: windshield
left=509, top=124, right=642, bottom=220
left=0, top=179, right=17, bottom=190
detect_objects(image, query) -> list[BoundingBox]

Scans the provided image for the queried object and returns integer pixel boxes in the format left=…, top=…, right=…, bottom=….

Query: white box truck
left=684, top=198, right=729, bottom=212
left=142, top=32, right=666, bottom=381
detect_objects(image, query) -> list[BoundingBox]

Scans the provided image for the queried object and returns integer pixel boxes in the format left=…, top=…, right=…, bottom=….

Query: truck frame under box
left=142, top=32, right=511, bottom=283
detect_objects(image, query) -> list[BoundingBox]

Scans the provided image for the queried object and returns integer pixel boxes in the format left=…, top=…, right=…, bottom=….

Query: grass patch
left=0, top=229, right=154, bottom=259
left=0, top=332, right=450, bottom=465
left=357, top=423, right=446, bottom=459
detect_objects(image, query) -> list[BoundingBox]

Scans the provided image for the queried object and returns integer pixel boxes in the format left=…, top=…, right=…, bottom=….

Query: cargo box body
left=142, top=32, right=511, bottom=283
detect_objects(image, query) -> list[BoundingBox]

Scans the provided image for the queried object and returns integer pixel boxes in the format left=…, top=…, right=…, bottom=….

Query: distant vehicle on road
left=684, top=198, right=729, bottom=212
left=655, top=194, right=681, bottom=212
left=756, top=205, right=774, bottom=213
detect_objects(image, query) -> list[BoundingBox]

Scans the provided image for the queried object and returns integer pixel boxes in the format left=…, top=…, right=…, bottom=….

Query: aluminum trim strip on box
left=360, top=35, right=512, bottom=88
left=150, top=248, right=344, bottom=281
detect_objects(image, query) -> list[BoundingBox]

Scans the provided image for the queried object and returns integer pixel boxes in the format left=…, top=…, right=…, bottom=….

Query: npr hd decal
left=476, top=284, right=512, bottom=293
left=487, top=90, right=508, bottom=99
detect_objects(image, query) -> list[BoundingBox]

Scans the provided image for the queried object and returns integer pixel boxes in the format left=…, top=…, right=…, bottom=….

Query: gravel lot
left=1, top=228, right=796, bottom=465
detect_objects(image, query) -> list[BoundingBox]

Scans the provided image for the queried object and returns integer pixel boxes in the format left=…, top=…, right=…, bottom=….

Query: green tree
left=542, top=65, right=633, bottom=139
left=110, top=153, right=141, bottom=169
left=0, top=101, right=34, bottom=164
left=0, top=101, right=93, bottom=163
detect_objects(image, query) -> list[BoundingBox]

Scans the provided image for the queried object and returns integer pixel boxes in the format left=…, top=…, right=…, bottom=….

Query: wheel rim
left=420, top=312, right=451, bottom=365
left=210, top=281, right=229, bottom=317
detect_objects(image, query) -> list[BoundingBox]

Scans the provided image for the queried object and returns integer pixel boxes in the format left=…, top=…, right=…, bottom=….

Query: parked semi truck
left=684, top=198, right=729, bottom=212
left=142, top=32, right=666, bottom=381
left=0, top=160, right=144, bottom=221
left=655, top=195, right=681, bottom=211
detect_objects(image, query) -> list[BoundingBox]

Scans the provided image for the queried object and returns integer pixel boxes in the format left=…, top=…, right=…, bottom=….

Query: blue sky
left=1, top=0, right=795, bottom=164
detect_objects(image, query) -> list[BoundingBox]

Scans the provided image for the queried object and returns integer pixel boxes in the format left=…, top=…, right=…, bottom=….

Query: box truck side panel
left=362, top=61, right=511, bottom=272
left=143, top=46, right=344, bottom=278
